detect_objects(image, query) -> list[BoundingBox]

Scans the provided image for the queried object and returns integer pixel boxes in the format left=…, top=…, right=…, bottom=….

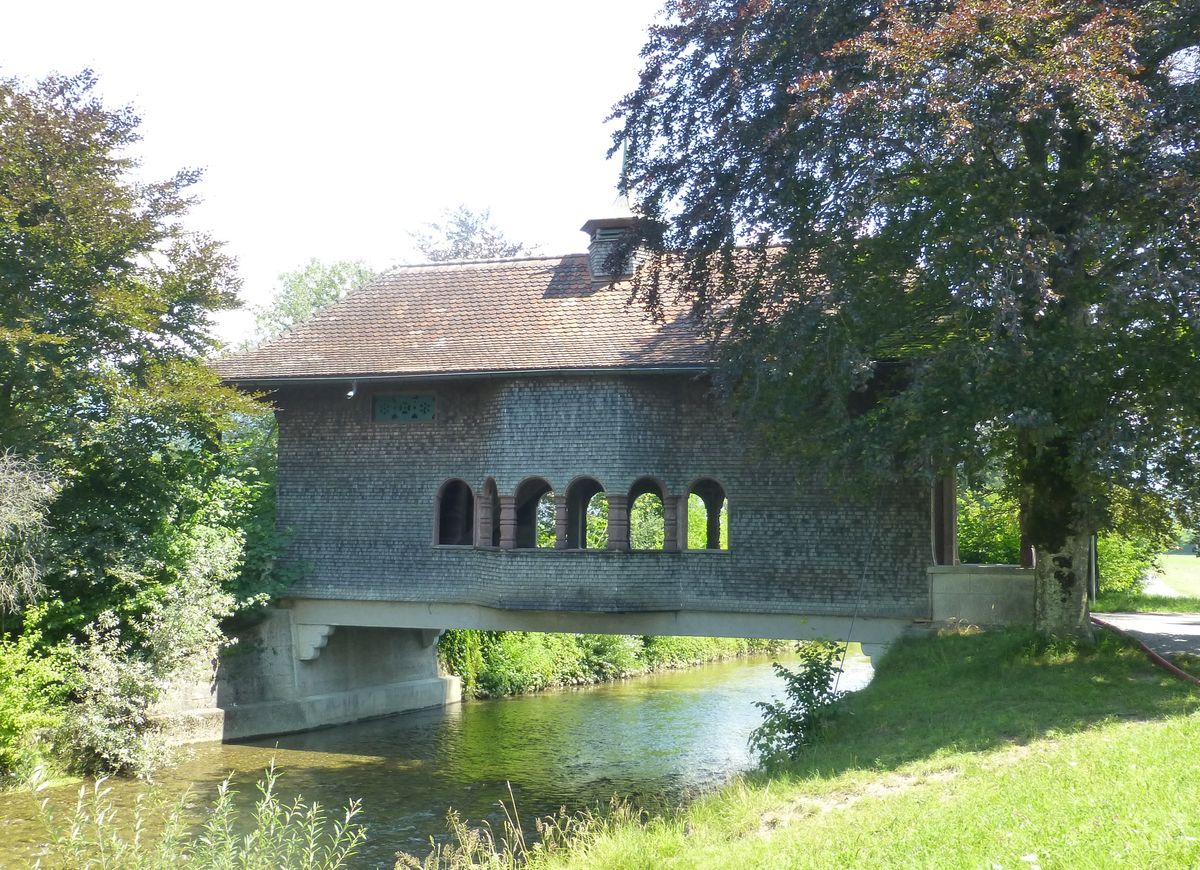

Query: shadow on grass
left=751, top=627, right=1199, bottom=784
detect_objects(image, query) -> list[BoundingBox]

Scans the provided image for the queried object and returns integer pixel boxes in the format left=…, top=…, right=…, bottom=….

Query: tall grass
left=32, top=762, right=365, bottom=869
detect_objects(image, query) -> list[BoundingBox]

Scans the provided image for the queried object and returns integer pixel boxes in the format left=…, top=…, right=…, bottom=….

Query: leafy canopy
left=409, top=205, right=534, bottom=262
left=252, top=259, right=376, bottom=341
left=612, top=0, right=1200, bottom=550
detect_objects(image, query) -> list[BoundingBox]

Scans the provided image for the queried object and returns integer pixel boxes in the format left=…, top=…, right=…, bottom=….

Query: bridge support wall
left=153, top=607, right=461, bottom=743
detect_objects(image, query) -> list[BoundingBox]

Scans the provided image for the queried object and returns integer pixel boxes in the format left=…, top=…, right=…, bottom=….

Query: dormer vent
left=581, top=217, right=640, bottom=282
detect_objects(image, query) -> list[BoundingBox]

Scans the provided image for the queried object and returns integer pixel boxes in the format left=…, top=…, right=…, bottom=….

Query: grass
left=513, top=627, right=1200, bottom=870
left=1158, top=554, right=1200, bottom=596
left=1094, top=554, right=1200, bottom=613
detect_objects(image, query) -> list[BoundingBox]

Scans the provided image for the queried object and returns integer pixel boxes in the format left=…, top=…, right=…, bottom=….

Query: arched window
left=478, top=478, right=501, bottom=548
left=687, top=478, right=728, bottom=550
left=629, top=477, right=666, bottom=551
left=515, top=477, right=556, bottom=549
left=436, top=479, right=474, bottom=545
left=566, top=477, right=608, bottom=549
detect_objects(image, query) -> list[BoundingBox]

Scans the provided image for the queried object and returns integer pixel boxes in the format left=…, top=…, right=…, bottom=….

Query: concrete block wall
left=272, top=374, right=934, bottom=620
left=929, top=565, right=1035, bottom=626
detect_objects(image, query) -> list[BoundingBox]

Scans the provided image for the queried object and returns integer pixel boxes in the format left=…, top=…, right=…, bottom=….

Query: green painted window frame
left=373, top=394, right=436, bottom=422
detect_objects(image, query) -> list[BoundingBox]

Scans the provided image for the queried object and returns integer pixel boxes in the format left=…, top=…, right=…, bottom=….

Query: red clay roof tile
left=214, top=254, right=710, bottom=382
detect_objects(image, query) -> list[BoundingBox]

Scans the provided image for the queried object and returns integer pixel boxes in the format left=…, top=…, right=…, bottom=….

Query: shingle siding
left=275, top=373, right=933, bottom=620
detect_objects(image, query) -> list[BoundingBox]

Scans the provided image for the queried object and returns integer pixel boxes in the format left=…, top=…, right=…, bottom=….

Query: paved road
left=1094, top=612, right=1200, bottom=658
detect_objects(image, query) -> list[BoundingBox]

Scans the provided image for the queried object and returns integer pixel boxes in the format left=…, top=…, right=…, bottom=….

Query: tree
left=612, top=0, right=1200, bottom=634
left=253, top=259, right=377, bottom=341
left=0, top=72, right=277, bottom=774
left=0, top=452, right=57, bottom=612
left=0, top=71, right=239, bottom=454
left=410, top=205, right=534, bottom=262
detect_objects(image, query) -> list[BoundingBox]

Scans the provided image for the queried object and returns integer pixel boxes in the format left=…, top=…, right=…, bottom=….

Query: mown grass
left=1158, top=554, right=1200, bottom=596
left=527, top=628, right=1200, bottom=870
left=1092, top=591, right=1200, bottom=613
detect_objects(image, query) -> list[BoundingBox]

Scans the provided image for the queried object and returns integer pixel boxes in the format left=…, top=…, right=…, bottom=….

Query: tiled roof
left=214, top=254, right=711, bottom=383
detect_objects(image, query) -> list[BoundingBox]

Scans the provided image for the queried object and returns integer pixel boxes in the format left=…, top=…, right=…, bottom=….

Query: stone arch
left=435, top=478, right=474, bottom=545
left=565, top=476, right=607, bottom=549
left=477, top=477, right=501, bottom=548
left=628, top=476, right=667, bottom=551
left=514, top=476, right=555, bottom=549
left=686, top=478, right=728, bottom=550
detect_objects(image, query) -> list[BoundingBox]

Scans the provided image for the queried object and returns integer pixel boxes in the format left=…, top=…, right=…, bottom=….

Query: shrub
left=0, top=626, right=65, bottom=781
left=1096, top=532, right=1159, bottom=595
left=748, top=641, right=845, bottom=767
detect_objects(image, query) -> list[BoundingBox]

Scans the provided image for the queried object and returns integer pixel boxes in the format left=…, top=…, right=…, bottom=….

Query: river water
left=0, top=651, right=872, bottom=868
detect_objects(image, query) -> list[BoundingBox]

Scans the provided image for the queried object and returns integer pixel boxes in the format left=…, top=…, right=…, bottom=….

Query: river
left=0, top=651, right=873, bottom=868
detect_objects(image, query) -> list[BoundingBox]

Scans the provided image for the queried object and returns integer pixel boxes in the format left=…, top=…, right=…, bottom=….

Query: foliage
left=1095, top=533, right=1159, bottom=595
left=536, top=493, right=557, bottom=549
left=410, top=205, right=534, bottom=263
left=612, top=0, right=1200, bottom=613
left=33, top=764, right=366, bottom=869
left=439, top=631, right=787, bottom=699
left=686, top=493, right=728, bottom=550
left=0, top=71, right=239, bottom=456
left=748, top=641, right=845, bottom=767
left=0, top=71, right=286, bottom=778
left=957, top=489, right=1022, bottom=564
left=56, top=611, right=171, bottom=779
left=0, top=626, right=66, bottom=782
left=585, top=493, right=609, bottom=550
left=629, top=494, right=664, bottom=550
left=252, top=259, right=377, bottom=342
left=0, top=451, right=58, bottom=611
left=957, top=485, right=1168, bottom=593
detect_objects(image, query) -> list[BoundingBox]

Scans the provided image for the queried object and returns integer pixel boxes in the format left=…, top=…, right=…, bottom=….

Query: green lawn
left=1094, top=553, right=1200, bottom=613
left=521, top=629, right=1200, bottom=870
left=1158, top=554, right=1200, bottom=596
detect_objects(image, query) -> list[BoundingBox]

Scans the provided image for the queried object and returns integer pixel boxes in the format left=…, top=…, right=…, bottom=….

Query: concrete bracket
left=420, top=628, right=444, bottom=648
left=293, top=623, right=335, bottom=661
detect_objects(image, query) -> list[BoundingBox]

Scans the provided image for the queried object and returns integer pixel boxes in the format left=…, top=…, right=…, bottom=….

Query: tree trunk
left=1033, top=532, right=1092, bottom=636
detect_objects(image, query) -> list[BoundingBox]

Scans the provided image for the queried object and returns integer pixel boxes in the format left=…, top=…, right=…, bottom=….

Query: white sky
left=2, top=0, right=663, bottom=344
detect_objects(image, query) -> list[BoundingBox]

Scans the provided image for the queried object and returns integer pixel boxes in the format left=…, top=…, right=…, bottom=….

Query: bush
left=748, top=641, right=845, bottom=767
left=440, top=631, right=787, bottom=699
left=1096, top=532, right=1159, bottom=595
left=0, top=626, right=65, bottom=781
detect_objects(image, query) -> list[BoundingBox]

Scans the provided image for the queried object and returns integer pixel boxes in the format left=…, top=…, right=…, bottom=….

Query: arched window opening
left=436, top=479, right=474, bottom=545
left=629, top=477, right=666, bottom=551
left=515, top=477, right=555, bottom=549
left=687, top=479, right=728, bottom=550
left=478, top=478, right=501, bottom=548
left=566, top=477, right=608, bottom=549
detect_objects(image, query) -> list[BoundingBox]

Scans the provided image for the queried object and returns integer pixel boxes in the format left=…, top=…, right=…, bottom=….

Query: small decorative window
left=374, top=394, right=435, bottom=422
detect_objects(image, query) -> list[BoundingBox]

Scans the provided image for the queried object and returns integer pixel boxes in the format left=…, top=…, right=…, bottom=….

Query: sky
left=2, top=0, right=664, bottom=343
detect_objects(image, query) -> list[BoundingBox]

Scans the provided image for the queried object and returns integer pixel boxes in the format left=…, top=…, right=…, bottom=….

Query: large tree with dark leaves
left=613, top=0, right=1200, bottom=634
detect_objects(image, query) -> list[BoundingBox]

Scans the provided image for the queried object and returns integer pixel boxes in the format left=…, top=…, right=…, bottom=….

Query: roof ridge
left=381, top=252, right=584, bottom=273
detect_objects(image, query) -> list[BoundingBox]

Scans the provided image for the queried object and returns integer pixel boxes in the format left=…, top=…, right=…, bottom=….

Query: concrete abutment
left=153, top=608, right=461, bottom=743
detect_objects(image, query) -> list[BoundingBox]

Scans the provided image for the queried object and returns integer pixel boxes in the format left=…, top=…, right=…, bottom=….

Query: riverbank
left=437, top=630, right=791, bottom=698
left=454, top=627, right=1200, bottom=869
left=9, top=651, right=858, bottom=867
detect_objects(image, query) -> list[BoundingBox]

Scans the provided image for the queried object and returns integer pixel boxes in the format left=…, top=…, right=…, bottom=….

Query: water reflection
left=1, top=652, right=872, bottom=868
